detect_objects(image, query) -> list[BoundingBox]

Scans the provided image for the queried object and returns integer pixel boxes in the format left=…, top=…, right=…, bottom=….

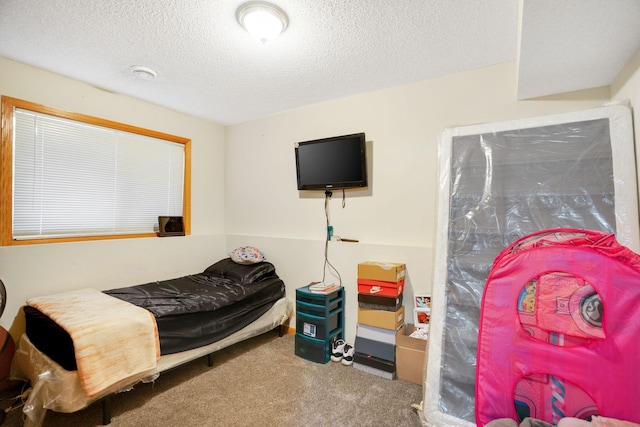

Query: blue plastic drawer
left=295, top=332, right=342, bottom=364
left=296, top=286, right=343, bottom=307
left=296, top=298, right=342, bottom=317
left=296, top=310, right=341, bottom=339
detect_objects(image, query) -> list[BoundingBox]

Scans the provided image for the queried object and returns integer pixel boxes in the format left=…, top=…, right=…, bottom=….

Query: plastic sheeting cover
left=424, top=104, right=639, bottom=427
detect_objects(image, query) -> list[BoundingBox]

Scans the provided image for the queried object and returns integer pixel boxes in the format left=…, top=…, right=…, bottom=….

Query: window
left=1, top=96, right=191, bottom=245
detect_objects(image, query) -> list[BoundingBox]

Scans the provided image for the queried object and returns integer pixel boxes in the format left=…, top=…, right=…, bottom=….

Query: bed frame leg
left=278, top=324, right=285, bottom=337
left=207, top=353, right=214, bottom=367
left=102, top=395, right=112, bottom=425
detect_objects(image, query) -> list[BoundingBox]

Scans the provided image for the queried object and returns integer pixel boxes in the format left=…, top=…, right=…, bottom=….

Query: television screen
left=295, top=133, right=367, bottom=190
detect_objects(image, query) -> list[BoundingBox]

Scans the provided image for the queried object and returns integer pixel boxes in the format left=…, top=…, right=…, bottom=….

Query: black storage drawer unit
left=295, top=329, right=342, bottom=364
left=295, top=284, right=344, bottom=363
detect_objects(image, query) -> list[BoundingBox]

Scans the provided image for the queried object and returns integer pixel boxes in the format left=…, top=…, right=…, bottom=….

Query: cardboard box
left=395, top=324, right=428, bottom=385
left=357, top=278, right=404, bottom=297
left=358, top=293, right=403, bottom=307
left=353, top=352, right=395, bottom=373
left=358, top=262, right=406, bottom=283
left=354, top=336, right=395, bottom=362
left=358, top=306, right=404, bottom=330
left=358, top=293, right=403, bottom=312
left=353, top=362, right=396, bottom=380
left=356, top=323, right=401, bottom=345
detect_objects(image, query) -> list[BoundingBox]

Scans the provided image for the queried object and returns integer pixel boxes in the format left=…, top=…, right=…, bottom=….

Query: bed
left=11, top=254, right=292, bottom=427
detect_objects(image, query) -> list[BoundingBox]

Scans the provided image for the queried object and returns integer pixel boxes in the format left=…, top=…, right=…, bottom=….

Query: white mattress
left=423, top=103, right=639, bottom=427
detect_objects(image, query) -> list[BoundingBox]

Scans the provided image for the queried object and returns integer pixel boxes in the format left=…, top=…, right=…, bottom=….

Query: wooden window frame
left=0, top=96, right=191, bottom=246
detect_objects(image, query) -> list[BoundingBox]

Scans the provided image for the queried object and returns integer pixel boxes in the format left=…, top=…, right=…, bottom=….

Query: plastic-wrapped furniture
left=424, top=104, right=639, bottom=427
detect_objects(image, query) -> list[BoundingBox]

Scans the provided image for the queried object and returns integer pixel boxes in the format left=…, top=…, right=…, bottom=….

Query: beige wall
left=612, top=47, right=640, bottom=199
left=225, top=60, right=618, bottom=342
left=1, top=54, right=637, bottom=344
left=0, top=57, right=227, bottom=336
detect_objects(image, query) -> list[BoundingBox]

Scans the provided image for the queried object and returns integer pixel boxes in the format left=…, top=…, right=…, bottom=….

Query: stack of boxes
left=353, top=261, right=406, bottom=379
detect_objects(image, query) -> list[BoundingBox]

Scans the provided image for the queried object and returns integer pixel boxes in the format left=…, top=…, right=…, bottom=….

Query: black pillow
left=203, top=258, right=276, bottom=285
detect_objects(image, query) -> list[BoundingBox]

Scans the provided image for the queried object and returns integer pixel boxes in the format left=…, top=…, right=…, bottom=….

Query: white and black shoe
left=331, top=339, right=346, bottom=362
left=341, top=343, right=354, bottom=366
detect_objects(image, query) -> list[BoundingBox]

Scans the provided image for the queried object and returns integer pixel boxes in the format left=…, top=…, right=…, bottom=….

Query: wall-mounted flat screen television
left=295, top=132, right=367, bottom=190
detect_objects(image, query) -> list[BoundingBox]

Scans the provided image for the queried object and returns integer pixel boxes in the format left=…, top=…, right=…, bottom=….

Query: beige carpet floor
left=2, top=330, right=424, bottom=426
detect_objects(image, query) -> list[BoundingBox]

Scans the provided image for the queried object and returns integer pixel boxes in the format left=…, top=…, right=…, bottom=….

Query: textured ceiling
left=517, top=0, right=640, bottom=100
left=0, top=0, right=639, bottom=125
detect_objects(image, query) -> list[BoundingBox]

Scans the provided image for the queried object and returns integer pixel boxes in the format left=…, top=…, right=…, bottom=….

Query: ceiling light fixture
left=236, top=1, right=288, bottom=43
left=129, top=65, right=157, bottom=80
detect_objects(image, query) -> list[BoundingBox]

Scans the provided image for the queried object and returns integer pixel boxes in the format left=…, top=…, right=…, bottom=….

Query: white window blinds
left=13, top=108, right=185, bottom=240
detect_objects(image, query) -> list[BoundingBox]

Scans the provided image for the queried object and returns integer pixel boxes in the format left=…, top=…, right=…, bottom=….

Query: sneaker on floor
left=341, top=343, right=354, bottom=366
left=331, top=339, right=346, bottom=362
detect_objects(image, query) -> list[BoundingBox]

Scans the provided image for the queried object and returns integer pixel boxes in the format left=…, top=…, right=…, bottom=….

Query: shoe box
left=354, top=335, right=395, bottom=361
left=357, top=306, right=405, bottom=330
left=355, top=323, right=400, bottom=345
left=353, top=353, right=397, bottom=380
left=354, top=323, right=401, bottom=379
left=353, top=361, right=396, bottom=380
left=395, top=323, right=428, bottom=385
left=357, top=278, right=404, bottom=297
left=358, top=261, right=406, bottom=283
left=357, top=293, right=403, bottom=312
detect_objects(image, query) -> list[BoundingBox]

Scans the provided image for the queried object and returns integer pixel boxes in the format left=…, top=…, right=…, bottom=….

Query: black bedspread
left=24, top=266, right=285, bottom=371
left=106, top=273, right=285, bottom=355
left=104, top=273, right=280, bottom=318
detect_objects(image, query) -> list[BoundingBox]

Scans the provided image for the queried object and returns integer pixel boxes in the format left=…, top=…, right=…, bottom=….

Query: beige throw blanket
left=27, top=288, right=160, bottom=397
